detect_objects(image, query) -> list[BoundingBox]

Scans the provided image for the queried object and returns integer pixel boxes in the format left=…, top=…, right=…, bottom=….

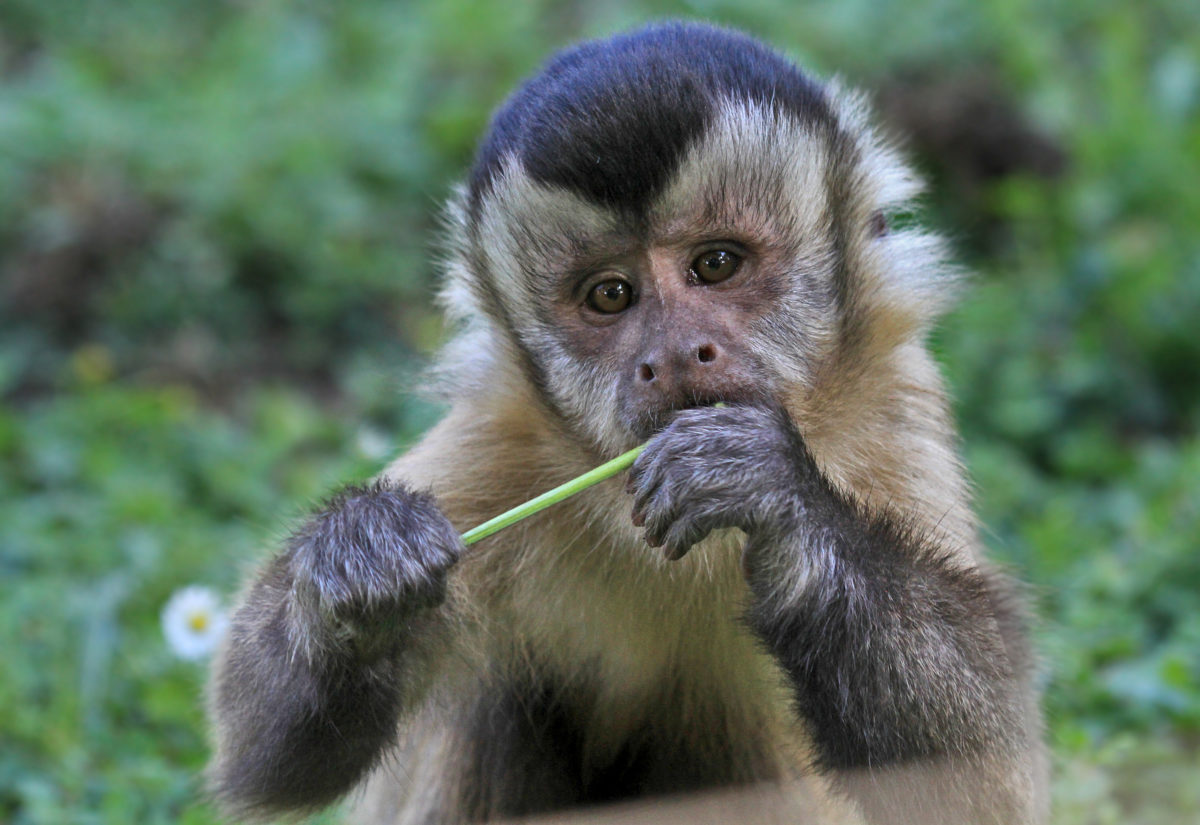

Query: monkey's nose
left=636, top=342, right=722, bottom=384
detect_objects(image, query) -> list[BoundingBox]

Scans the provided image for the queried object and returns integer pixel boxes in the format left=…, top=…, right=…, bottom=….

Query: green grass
left=0, top=386, right=375, bottom=823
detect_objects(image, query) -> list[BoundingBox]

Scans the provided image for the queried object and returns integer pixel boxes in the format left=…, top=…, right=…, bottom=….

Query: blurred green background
left=1, top=1, right=1197, bottom=823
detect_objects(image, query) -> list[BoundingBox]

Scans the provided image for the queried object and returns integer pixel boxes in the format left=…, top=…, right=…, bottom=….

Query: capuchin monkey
left=208, top=21, right=1047, bottom=825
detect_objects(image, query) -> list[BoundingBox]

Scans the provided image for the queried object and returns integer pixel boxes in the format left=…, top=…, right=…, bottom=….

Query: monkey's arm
left=207, top=483, right=462, bottom=818
left=629, top=405, right=1041, bottom=824
left=741, top=478, right=1038, bottom=823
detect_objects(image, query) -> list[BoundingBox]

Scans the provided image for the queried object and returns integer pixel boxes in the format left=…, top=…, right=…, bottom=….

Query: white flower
left=161, top=585, right=229, bottom=661
left=356, top=426, right=392, bottom=461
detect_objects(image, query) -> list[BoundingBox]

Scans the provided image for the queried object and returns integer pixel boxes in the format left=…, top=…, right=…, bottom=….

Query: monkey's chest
left=499, top=535, right=798, bottom=760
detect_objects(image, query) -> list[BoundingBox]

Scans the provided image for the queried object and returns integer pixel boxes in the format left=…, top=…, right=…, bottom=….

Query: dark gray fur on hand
left=635, top=402, right=1036, bottom=822
left=207, top=482, right=461, bottom=817
left=628, top=404, right=807, bottom=560
left=289, top=482, right=462, bottom=662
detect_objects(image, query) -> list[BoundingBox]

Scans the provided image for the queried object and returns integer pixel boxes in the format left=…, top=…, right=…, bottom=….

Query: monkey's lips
left=626, top=391, right=757, bottom=441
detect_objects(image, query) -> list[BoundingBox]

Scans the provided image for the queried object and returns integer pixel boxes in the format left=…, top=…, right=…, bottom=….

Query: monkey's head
left=439, top=22, right=953, bottom=454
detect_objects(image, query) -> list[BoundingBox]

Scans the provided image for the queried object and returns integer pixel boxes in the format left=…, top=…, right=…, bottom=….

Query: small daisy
left=161, top=585, right=229, bottom=661
left=356, top=425, right=392, bottom=461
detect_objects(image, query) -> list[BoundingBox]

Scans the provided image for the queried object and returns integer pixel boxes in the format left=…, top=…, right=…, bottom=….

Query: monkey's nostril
left=697, top=344, right=717, bottom=363
left=638, top=364, right=655, bottom=382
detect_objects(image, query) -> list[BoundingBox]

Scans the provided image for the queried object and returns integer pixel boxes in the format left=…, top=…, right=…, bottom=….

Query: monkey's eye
left=691, top=249, right=741, bottom=283
left=586, top=279, right=633, bottom=313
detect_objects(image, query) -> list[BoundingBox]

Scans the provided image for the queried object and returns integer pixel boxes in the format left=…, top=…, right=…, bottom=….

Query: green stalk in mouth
left=459, top=404, right=725, bottom=545
left=460, top=443, right=645, bottom=545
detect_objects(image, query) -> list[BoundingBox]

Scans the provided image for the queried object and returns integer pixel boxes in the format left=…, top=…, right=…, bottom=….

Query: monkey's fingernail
left=645, top=533, right=662, bottom=548
left=631, top=511, right=644, bottom=527
left=664, top=544, right=689, bottom=562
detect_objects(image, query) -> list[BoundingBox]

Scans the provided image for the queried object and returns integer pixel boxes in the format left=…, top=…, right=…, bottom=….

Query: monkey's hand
left=632, top=405, right=1038, bottom=824
left=209, top=481, right=461, bottom=817
left=289, top=481, right=464, bottom=662
left=627, top=403, right=806, bottom=561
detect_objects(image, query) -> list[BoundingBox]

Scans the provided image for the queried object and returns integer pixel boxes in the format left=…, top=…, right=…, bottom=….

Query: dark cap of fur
left=468, top=21, right=833, bottom=218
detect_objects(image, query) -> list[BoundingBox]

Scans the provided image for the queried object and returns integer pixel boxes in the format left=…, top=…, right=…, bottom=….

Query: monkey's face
left=558, top=239, right=773, bottom=442
left=463, top=101, right=852, bottom=454
left=452, top=26, right=947, bottom=456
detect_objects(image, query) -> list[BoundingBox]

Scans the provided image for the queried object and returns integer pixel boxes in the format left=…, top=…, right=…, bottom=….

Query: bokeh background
left=1, top=1, right=1197, bottom=823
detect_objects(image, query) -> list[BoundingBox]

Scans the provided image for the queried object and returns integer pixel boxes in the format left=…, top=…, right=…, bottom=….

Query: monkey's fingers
left=628, top=449, right=683, bottom=552
left=634, top=466, right=719, bottom=559
left=628, top=454, right=668, bottom=523
left=658, top=517, right=713, bottom=561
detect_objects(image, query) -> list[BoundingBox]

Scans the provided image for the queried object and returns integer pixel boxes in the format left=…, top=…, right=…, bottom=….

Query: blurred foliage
left=1, top=0, right=1198, bottom=823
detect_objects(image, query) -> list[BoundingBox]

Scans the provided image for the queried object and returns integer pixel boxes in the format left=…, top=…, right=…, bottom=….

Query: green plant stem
left=460, top=444, right=645, bottom=545
left=460, top=404, right=726, bottom=545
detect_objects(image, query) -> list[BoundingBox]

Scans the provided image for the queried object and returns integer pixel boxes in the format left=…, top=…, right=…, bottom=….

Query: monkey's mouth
left=626, top=391, right=754, bottom=441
